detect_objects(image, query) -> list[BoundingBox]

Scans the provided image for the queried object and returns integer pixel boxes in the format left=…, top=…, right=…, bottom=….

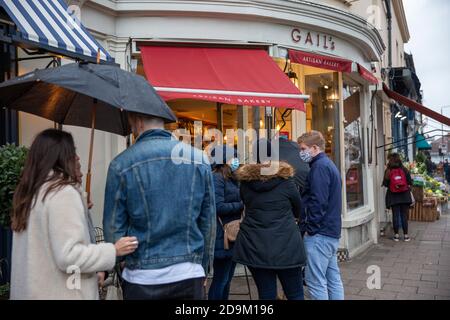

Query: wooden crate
left=423, top=206, right=438, bottom=222
left=412, top=186, right=424, bottom=202
left=409, top=200, right=438, bottom=222
left=409, top=203, right=422, bottom=221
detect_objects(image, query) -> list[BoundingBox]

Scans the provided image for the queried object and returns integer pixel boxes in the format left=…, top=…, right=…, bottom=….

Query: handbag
left=410, top=190, right=416, bottom=207
left=105, top=265, right=123, bottom=300
left=218, top=209, right=244, bottom=250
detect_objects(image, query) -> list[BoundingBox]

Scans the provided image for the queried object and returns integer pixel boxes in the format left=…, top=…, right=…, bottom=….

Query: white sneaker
left=393, top=234, right=400, bottom=242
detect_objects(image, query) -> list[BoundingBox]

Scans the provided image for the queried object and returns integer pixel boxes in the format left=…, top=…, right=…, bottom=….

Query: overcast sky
left=403, top=0, right=450, bottom=134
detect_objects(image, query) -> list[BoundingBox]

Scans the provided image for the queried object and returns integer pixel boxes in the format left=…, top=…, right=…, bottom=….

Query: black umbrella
left=0, top=62, right=177, bottom=201
left=0, top=62, right=177, bottom=135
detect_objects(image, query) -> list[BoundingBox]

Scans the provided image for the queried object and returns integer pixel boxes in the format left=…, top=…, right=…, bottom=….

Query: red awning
left=141, top=46, right=307, bottom=111
left=357, top=64, right=378, bottom=85
left=288, top=49, right=353, bottom=73
left=383, top=83, right=450, bottom=126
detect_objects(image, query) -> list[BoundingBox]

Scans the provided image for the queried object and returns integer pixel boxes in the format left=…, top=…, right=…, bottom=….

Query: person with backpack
left=383, top=153, right=413, bottom=242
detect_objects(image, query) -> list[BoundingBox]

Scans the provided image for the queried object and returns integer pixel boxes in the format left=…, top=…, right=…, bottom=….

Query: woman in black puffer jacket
left=233, top=161, right=306, bottom=300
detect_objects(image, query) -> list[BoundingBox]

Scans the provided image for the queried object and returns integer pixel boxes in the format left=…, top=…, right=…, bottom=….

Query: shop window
left=274, top=108, right=293, bottom=140
left=305, top=71, right=340, bottom=166
left=165, top=100, right=213, bottom=148
left=165, top=99, right=248, bottom=150
left=343, top=78, right=366, bottom=210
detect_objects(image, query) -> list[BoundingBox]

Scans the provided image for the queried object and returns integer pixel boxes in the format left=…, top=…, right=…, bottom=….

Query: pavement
left=227, top=209, right=450, bottom=300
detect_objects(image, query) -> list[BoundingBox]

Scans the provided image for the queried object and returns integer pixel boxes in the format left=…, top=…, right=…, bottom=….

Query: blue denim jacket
left=103, top=129, right=216, bottom=272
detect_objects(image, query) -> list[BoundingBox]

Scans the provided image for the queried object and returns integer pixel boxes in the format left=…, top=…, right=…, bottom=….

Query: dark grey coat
left=383, top=166, right=413, bottom=208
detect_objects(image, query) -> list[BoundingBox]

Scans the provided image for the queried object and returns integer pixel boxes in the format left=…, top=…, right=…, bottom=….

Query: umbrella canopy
left=0, top=62, right=177, bottom=136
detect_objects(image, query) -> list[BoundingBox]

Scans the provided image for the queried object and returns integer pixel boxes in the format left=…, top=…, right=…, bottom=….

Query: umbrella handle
left=86, top=104, right=96, bottom=205
left=86, top=172, right=92, bottom=204
left=86, top=49, right=101, bottom=204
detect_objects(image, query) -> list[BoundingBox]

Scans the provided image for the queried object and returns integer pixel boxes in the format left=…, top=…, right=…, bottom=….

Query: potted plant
left=0, top=144, right=28, bottom=228
left=0, top=144, right=28, bottom=300
left=0, top=283, right=9, bottom=300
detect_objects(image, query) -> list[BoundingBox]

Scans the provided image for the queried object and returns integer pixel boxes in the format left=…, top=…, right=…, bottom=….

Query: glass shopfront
left=273, top=56, right=368, bottom=213
left=273, top=58, right=341, bottom=167
left=304, top=70, right=340, bottom=166
left=343, top=77, right=366, bottom=210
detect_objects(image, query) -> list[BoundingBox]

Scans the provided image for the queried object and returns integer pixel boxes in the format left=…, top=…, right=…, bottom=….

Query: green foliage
left=0, top=283, right=9, bottom=299
left=0, top=259, right=9, bottom=299
left=415, top=151, right=426, bottom=164
left=0, top=144, right=28, bottom=228
left=416, top=162, right=427, bottom=175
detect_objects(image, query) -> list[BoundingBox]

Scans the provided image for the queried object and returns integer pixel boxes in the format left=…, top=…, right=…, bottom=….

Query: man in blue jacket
left=297, top=131, right=344, bottom=300
left=103, top=111, right=216, bottom=300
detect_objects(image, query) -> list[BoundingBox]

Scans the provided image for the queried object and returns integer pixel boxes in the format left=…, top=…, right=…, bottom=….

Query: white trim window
left=343, top=77, right=367, bottom=211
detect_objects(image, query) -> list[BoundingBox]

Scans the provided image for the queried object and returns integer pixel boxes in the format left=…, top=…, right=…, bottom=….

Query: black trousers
left=122, top=277, right=205, bottom=300
left=392, top=204, right=409, bottom=234
left=248, top=267, right=304, bottom=300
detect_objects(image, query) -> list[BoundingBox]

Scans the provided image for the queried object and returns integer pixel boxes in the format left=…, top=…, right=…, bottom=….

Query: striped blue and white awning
left=0, top=0, right=113, bottom=62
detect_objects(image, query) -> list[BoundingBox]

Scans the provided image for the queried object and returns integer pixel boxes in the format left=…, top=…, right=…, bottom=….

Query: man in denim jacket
left=103, top=112, right=216, bottom=300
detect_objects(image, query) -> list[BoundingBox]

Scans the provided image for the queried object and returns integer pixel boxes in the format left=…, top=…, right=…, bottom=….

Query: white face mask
left=299, top=149, right=313, bottom=163
left=229, top=158, right=240, bottom=172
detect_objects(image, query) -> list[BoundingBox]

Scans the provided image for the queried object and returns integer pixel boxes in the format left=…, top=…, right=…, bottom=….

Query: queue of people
left=9, top=111, right=347, bottom=300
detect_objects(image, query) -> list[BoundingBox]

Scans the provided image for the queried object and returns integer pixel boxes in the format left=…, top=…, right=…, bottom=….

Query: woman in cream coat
left=10, top=129, right=138, bottom=300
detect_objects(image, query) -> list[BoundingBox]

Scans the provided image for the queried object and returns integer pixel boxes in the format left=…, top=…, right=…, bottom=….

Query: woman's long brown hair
left=11, top=129, right=81, bottom=232
left=384, top=153, right=404, bottom=180
left=213, top=164, right=233, bottom=180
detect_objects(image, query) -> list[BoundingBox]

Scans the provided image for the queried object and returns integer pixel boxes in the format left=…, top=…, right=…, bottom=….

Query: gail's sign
left=291, top=28, right=336, bottom=51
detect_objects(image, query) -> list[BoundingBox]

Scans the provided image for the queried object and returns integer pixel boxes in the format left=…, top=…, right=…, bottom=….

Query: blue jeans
left=391, top=205, right=409, bottom=234
left=208, top=258, right=237, bottom=300
left=248, top=267, right=304, bottom=300
left=304, top=234, right=344, bottom=300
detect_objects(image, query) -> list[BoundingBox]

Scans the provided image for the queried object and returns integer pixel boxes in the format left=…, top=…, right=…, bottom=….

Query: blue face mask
left=299, top=150, right=313, bottom=163
left=230, top=158, right=240, bottom=172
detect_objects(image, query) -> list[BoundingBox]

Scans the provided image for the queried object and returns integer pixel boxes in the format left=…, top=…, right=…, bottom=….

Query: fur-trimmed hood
left=235, top=162, right=294, bottom=194
left=235, top=161, right=294, bottom=182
